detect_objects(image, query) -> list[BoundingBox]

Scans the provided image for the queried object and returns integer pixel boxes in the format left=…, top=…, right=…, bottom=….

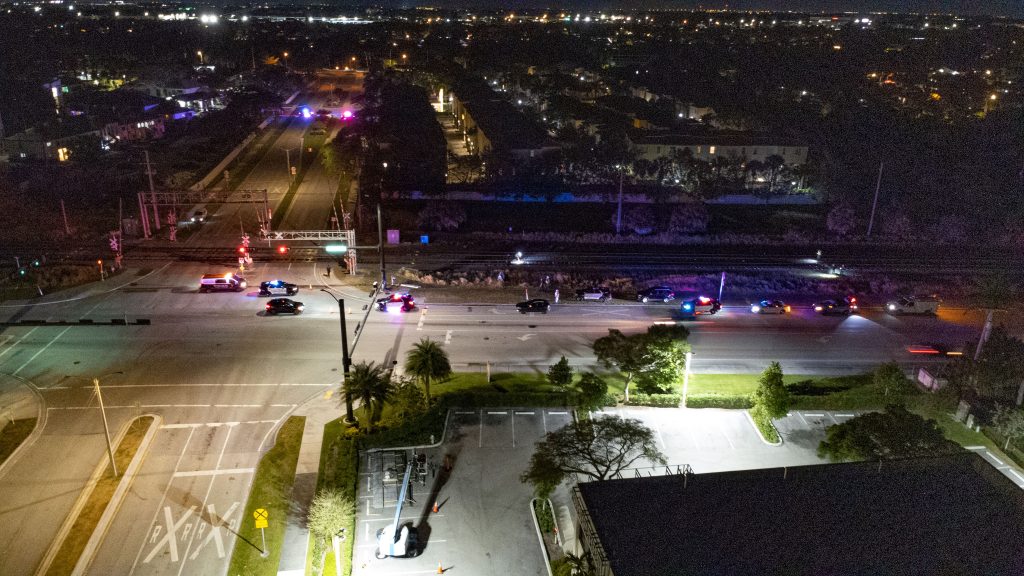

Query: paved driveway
left=352, top=407, right=572, bottom=576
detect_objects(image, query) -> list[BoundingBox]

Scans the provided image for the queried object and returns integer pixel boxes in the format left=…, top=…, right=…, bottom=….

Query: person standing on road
left=326, top=265, right=332, bottom=278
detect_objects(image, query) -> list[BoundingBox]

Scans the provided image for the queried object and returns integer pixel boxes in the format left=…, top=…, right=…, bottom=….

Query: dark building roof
left=631, top=132, right=807, bottom=148
left=577, top=454, right=1024, bottom=576
left=452, top=79, right=554, bottom=152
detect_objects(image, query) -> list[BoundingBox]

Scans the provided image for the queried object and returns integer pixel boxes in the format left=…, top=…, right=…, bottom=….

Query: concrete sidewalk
left=277, top=390, right=344, bottom=576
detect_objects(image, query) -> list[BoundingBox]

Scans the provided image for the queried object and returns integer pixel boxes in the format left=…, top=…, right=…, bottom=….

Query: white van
left=199, top=273, right=247, bottom=293
left=886, top=296, right=939, bottom=315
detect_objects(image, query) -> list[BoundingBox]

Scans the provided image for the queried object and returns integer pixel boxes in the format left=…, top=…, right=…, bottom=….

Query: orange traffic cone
left=433, top=501, right=439, bottom=513
left=437, top=561, right=444, bottom=574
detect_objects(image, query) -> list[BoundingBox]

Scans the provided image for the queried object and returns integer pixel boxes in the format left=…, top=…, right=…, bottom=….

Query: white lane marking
left=416, top=309, right=426, bottom=331
left=0, top=327, right=38, bottom=359
left=487, top=411, right=508, bottom=415
left=176, top=425, right=234, bottom=575
left=479, top=409, right=483, bottom=448
left=796, top=412, right=810, bottom=426
left=188, top=501, right=240, bottom=560
left=161, top=420, right=278, bottom=429
left=836, top=413, right=855, bottom=417
left=132, top=427, right=196, bottom=573
left=804, top=413, right=825, bottom=417
left=512, top=410, right=516, bottom=448
left=173, top=467, right=254, bottom=478
left=548, top=411, right=568, bottom=415
left=49, top=404, right=290, bottom=410
left=12, top=326, right=71, bottom=375
left=719, top=428, right=736, bottom=450
left=444, top=330, right=452, bottom=345
left=542, top=410, right=547, bottom=433
left=46, top=382, right=331, bottom=389
left=515, top=411, right=535, bottom=415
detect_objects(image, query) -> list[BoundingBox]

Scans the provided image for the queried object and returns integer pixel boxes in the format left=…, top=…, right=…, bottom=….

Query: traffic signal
left=32, top=259, right=40, bottom=267
left=237, top=245, right=248, bottom=255
left=277, top=245, right=289, bottom=254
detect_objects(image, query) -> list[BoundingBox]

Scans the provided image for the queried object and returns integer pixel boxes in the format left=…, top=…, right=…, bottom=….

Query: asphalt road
left=0, top=259, right=996, bottom=575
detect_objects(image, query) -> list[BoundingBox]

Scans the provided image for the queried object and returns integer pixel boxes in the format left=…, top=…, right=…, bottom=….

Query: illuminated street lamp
left=197, top=50, right=204, bottom=65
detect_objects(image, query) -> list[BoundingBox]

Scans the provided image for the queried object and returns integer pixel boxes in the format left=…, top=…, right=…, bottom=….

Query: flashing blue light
left=301, top=107, right=312, bottom=119
left=683, top=303, right=693, bottom=310
left=271, top=280, right=282, bottom=287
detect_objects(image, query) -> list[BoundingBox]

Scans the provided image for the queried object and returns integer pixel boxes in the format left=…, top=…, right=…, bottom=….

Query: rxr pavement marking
left=444, top=330, right=452, bottom=345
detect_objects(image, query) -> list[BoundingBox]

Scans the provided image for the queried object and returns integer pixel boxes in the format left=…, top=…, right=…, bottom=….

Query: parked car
left=265, top=298, right=304, bottom=315
left=516, top=299, right=550, bottom=314
left=576, top=287, right=611, bottom=302
left=751, top=299, right=790, bottom=314
left=681, top=296, right=721, bottom=316
left=813, top=296, right=858, bottom=315
left=259, top=280, right=299, bottom=296
left=887, top=296, right=939, bottom=315
left=377, top=293, right=416, bottom=313
left=637, top=286, right=676, bottom=303
left=199, top=273, right=246, bottom=293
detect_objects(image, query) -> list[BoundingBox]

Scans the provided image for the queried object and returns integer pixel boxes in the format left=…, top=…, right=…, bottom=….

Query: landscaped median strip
left=37, top=414, right=160, bottom=576
left=227, top=415, right=305, bottom=576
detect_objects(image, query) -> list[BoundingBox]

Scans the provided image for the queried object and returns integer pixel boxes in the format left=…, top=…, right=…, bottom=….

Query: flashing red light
left=698, top=296, right=711, bottom=303
left=277, top=245, right=289, bottom=254
left=238, top=246, right=247, bottom=254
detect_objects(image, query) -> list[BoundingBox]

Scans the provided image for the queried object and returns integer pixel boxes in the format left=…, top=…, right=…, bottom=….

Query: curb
left=529, top=498, right=556, bottom=576
left=0, top=373, right=47, bottom=480
left=744, top=409, right=783, bottom=446
left=34, top=414, right=160, bottom=576
left=0, top=263, right=170, bottom=309
left=72, top=414, right=161, bottom=576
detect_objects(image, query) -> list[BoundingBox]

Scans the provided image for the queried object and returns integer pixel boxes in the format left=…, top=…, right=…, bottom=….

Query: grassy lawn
left=305, top=417, right=358, bottom=576
left=688, top=373, right=815, bottom=396
left=47, top=416, right=154, bottom=576
left=0, top=418, right=37, bottom=465
left=228, top=416, right=305, bottom=576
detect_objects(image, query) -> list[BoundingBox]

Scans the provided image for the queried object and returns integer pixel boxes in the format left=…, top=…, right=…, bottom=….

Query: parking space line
left=827, top=412, right=840, bottom=424
left=515, top=411, right=535, bottom=415
left=512, top=411, right=516, bottom=448
left=796, top=412, right=810, bottom=426
left=455, top=411, right=475, bottom=415
left=804, top=413, right=824, bottom=417
left=836, top=414, right=855, bottom=417
left=479, top=409, right=483, bottom=448
left=548, top=411, right=568, bottom=415
left=688, top=430, right=701, bottom=449
left=487, top=411, right=508, bottom=415
left=542, top=410, right=547, bottom=433
left=360, top=513, right=442, bottom=524
left=719, top=429, right=736, bottom=450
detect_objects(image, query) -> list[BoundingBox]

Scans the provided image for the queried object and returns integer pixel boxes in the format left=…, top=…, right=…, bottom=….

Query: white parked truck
left=886, top=296, right=939, bottom=315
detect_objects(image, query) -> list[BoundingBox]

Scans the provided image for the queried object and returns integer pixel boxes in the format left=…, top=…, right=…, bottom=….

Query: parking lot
left=352, top=408, right=573, bottom=576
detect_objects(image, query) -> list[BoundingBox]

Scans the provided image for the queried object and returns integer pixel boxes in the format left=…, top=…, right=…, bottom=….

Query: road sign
left=254, top=508, right=269, bottom=529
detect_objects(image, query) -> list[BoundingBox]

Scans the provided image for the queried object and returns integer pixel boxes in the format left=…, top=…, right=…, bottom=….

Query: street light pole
left=93, top=377, right=119, bottom=477
left=615, top=165, right=624, bottom=235
left=321, top=289, right=355, bottom=424
left=377, top=204, right=386, bottom=287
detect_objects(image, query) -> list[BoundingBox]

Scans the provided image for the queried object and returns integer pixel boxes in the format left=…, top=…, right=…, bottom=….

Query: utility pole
left=321, top=290, right=355, bottom=424
left=615, top=165, right=624, bottom=235
left=377, top=204, right=386, bottom=287
left=282, top=148, right=294, bottom=181
left=93, top=377, right=118, bottom=477
left=866, top=162, right=883, bottom=238
left=60, top=199, right=71, bottom=236
left=144, top=151, right=161, bottom=231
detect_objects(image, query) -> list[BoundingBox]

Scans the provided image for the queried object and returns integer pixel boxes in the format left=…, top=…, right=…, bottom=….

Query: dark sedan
left=265, top=298, right=304, bottom=315
left=516, top=299, right=550, bottom=314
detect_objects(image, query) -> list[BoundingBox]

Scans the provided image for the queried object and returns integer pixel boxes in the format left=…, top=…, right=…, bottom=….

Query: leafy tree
left=817, top=405, right=961, bottom=462
left=614, top=206, right=657, bottom=235
left=667, top=203, right=709, bottom=234
left=881, top=212, right=914, bottom=240
left=342, top=361, right=394, bottom=429
left=307, top=488, right=354, bottom=542
left=753, top=361, right=790, bottom=419
left=635, top=341, right=684, bottom=394
left=548, top=355, right=573, bottom=389
left=520, top=416, right=667, bottom=498
left=873, top=362, right=914, bottom=399
left=557, top=552, right=595, bottom=576
left=969, top=326, right=1024, bottom=402
left=594, top=325, right=690, bottom=398
left=991, top=404, right=1024, bottom=450
left=416, top=202, right=467, bottom=231
left=382, top=376, right=426, bottom=427
left=404, top=338, right=452, bottom=402
left=576, top=372, right=609, bottom=411
left=826, top=203, right=857, bottom=237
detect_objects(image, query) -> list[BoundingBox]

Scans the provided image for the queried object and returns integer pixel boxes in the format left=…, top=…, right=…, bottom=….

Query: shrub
left=577, top=372, right=610, bottom=410
left=667, top=203, right=710, bottom=234
left=686, top=394, right=753, bottom=409
left=826, top=203, right=857, bottom=237
left=533, top=499, right=555, bottom=533
left=417, top=201, right=466, bottom=231
left=547, top=356, right=573, bottom=389
left=615, top=205, right=657, bottom=235
left=626, top=392, right=682, bottom=407
left=749, top=404, right=780, bottom=443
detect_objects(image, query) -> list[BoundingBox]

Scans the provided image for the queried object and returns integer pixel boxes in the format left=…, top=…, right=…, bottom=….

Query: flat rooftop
left=577, top=454, right=1024, bottom=576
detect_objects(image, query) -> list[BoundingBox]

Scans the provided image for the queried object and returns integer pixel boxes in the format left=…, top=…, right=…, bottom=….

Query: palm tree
left=342, top=361, right=394, bottom=429
left=404, top=338, right=452, bottom=402
left=764, top=154, right=786, bottom=201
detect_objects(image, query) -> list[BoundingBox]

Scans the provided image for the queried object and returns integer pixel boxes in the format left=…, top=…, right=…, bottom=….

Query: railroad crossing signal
left=253, top=508, right=269, bottom=529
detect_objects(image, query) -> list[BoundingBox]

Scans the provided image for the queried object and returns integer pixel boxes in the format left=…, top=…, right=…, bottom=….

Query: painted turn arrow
left=517, top=334, right=536, bottom=341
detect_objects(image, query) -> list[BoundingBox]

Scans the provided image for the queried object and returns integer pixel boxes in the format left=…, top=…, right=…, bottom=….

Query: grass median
left=228, top=416, right=305, bottom=576
left=46, top=415, right=155, bottom=576
left=0, top=418, right=37, bottom=466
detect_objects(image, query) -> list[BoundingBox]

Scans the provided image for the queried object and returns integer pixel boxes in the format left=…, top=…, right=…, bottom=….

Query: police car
left=259, top=280, right=299, bottom=296
left=681, top=296, right=721, bottom=316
